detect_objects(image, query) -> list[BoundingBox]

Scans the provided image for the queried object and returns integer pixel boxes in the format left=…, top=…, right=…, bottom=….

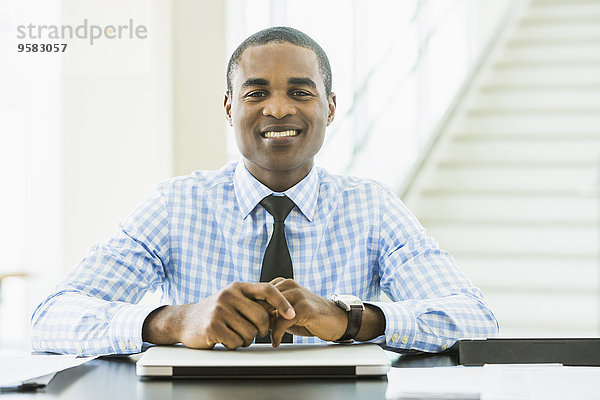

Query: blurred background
left=1, top=0, right=598, bottom=350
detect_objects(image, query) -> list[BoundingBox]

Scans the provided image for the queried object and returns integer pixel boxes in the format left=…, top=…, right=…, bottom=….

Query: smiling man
left=31, top=27, right=498, bottom=355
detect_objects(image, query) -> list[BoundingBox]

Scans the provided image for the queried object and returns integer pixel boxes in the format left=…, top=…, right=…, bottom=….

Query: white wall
left=59, top=0, right=228, bottom=271
left=173, top=0, right=227, bottom=176
left=60, top=0, right=173, bottom=271
left=1, top=0, right=63, bottom=348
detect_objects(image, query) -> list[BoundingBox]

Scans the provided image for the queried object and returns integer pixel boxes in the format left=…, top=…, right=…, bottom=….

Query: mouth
left=260, top=129, right=302, bottom=139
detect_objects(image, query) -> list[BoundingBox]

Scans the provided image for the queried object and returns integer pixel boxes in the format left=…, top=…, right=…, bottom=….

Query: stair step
left=426, top=164, right=596, bottom=193
left=468, top=108, right=600, bottom=116
left=508, top=37, right=600, bottom=46
left=514, top=21, right=600, bottom=41
left=413, top=193, right=598, bottom=224
left=526, top=1, right=600, bottom=19
left=472, top=88, right=600, bottom=110
left=460, top=113, right=600, bottom=135
left=484, top=291, right=599, bottom=333
left=487, top=62, right=600, bottom=86
left=531, top=0, right=600, bottom=5
left=495, top=59, right=600, bottom=69
left=453, top=254, right=598, bottom=292
left=443, top=139, right=600, bottom=164
left=454, top=132, right=600, bottom=141
left=521, top=12, right=600, bottom=24
left=437, top=160, right=596, bottom=168
left=500, top=43, right=600, bottom=63
left=423, top=222, right=597, bottom=256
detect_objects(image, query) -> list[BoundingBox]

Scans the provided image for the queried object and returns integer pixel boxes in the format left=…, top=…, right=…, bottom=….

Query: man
left=31, top=27, right=498, bottom=356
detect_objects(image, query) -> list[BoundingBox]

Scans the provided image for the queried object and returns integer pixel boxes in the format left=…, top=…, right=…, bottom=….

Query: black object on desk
left=454, top=338, right=600, bottom=366
left=0, top=383, right=46, bottom=393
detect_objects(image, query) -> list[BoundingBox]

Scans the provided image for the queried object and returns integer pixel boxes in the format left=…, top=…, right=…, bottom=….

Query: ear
left=224, top=91, right=233, bottom=126
left=326, top=93, right=336, bottom=126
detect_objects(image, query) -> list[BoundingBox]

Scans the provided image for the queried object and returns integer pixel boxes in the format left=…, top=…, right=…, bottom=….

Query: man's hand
left=268, top=278, right=348, bottom=346
left=269, top=278, right=387, bottom=347
left=142, top=282, right=295, bottom=350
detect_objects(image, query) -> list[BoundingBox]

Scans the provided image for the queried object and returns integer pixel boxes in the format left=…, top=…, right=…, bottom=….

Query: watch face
left=333, top=294, right=364, bottom=309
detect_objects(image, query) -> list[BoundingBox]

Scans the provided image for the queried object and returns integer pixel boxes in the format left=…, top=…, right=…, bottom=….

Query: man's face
left=225, top=43, right=336, bottom=187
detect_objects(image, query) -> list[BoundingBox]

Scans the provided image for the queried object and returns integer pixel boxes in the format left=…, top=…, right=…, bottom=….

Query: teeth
left=264, top=130, right=299, bottom=138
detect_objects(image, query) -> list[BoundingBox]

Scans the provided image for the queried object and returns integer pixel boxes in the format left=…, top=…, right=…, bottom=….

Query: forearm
left=31, top=292, right=159, bottom=356
left=355, top=304, right=386, bottom=342
left=142, top=304, right=184, bottom=344
left=370, top=291, right=499, bottom=352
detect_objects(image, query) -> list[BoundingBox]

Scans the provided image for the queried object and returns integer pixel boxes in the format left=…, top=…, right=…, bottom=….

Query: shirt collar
left=234, top=161, right=319, bottom=222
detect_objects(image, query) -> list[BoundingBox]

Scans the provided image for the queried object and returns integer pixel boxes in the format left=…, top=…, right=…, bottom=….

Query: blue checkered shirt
left=31, top=161, right=498, bottom=355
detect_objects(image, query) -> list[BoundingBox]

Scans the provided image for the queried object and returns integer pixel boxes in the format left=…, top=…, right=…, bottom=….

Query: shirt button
left=441, top=344, right=448, bottom=351
left=119, top=341, right=127, bottom=350
left=401, top=335, right=409, bottom=344
left=391, top=332, right=400, bottom=342
left=76, top=347, right=83, bottom=354
left=128, top=340, right=137, bottom=350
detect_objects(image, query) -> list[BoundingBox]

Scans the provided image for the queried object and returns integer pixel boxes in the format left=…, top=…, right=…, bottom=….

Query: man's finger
left=269, top=277, right=286, bottom=285
left=208, top=319, right=245, bottom=350
left=222, top=309, right=260, bottom=347
left=241, top=283, right=296, bottom=320
left=234, top=299, right=272, bottom=338
left=271, top=317, right=294, bottom=347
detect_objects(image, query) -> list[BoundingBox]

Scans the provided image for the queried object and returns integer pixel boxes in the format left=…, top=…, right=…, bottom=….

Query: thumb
left=271, top=318, right=293, bottom=348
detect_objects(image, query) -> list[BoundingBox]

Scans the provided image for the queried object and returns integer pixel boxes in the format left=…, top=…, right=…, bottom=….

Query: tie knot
left=260, top=195, right=296, bottom=223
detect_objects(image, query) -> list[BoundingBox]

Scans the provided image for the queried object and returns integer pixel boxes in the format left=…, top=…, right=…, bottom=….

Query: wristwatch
left=331, top=294, right=364, bottom=342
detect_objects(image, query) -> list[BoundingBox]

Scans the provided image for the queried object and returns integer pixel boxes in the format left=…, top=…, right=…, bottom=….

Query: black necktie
left=259, top=195, right=296, bottom=282
left=256, top=194, right=295, bottom=343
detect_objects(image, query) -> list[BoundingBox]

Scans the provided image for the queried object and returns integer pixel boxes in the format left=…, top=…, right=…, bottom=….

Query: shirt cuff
left=366, top=301, right=417, bottom=350
left=110, top=303, right=165, bottom=354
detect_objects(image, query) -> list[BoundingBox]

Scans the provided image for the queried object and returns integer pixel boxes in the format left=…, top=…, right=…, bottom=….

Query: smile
left=262, top=129, right=300, bottom=138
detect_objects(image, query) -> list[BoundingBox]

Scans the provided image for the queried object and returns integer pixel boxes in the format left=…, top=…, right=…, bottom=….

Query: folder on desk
left=454, top=338, right=600, bottom=366
left=136, top=343, right=391, bottom=378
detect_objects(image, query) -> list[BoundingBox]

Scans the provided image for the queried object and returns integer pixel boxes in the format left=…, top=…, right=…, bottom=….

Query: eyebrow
left=240, top=77, right=317, bottom=90
left=288, top=77, right=317, bottom=89
left=241, top=78, right=269, bottom=89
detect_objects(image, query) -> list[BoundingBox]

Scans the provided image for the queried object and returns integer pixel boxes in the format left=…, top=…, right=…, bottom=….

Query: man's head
left=224, top=27, right=336, bottom=192
left=226, top=27, right=332, bottom=98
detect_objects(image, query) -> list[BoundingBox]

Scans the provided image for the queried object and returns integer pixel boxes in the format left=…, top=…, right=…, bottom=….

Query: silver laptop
left=136, top=343, right=391, bottom=378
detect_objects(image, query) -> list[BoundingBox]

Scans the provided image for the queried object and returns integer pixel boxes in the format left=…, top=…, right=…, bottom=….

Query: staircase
left=403, top=0, right=600, bottom=337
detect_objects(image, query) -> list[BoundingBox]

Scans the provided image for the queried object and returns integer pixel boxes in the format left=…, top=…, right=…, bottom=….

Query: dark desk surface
left=2, top=351, right=458, bottom=399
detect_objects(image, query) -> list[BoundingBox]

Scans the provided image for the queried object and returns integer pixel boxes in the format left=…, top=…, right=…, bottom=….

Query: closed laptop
left=136, top=343, right=391, bottom=378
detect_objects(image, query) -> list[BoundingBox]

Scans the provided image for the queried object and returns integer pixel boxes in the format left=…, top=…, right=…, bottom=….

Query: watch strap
left=336, top=305, right=363, bottom=342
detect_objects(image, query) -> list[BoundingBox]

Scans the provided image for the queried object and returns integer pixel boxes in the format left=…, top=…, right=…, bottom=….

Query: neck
left=243, top=160, right=312, bottom=192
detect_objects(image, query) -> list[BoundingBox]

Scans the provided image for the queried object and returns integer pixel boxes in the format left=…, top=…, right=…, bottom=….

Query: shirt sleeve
left=366, top=187, right=499, bottom=352
left=30, top=186, right=171, bottom=356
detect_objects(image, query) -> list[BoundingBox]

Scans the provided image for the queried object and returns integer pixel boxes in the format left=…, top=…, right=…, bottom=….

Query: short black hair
left=226, top=26, right=332, bottom=97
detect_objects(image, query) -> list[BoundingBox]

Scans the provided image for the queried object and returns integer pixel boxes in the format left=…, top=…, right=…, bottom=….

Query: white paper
left=386, top=364, right=600, bottom=400
left=0, top=351, right=96, bottom=387
left=482, top=365, right=600, bottom=400
left=386, top=366, right=483, bottom=399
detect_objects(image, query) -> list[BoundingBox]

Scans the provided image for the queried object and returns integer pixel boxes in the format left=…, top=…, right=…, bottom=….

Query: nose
left=262, top=95, right=296, bottom=119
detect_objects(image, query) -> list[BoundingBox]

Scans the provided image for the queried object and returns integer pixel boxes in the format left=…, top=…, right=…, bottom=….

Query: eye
left=246, top=91, right=266, bottom=98
left=291, top=90, right=311, bottom=97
